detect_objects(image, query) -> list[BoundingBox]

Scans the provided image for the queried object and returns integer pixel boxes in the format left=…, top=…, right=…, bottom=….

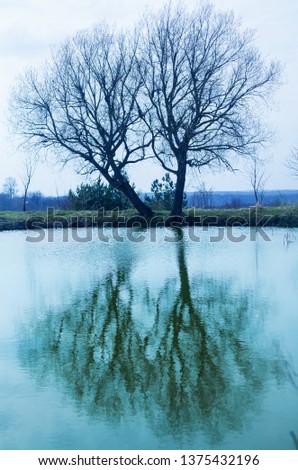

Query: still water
left=0, top=226, right=297, bottom=450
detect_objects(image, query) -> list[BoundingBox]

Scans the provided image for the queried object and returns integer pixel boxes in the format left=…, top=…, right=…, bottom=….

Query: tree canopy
left=138, top=3, right=280, bottom=214
left=12, top=25, right=153, bottom=217
left=11, top=2, right=280, bottom=216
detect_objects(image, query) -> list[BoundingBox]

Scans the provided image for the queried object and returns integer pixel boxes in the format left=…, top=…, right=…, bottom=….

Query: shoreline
left=1, top=206, right=298, bottom=232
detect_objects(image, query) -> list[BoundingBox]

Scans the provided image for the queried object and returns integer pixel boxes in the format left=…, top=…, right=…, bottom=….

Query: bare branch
left=21, top=154, right=38, bottom=211
left=286, top=148, right=298, bottom=178
left=243, top=154, right=270, bottom=204
left=10, top=24, right=153, bottom=217
left=138, top=2, right=280, bottom=214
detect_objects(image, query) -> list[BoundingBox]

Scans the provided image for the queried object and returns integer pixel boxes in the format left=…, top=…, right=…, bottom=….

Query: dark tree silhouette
left=145, top=172, right=186, bottom=210
left=245, top=154, right=269, bottom=205
left=21, top=155, right=37, bottom=211
left=11, top=25, right=153, bottom=217
left=138, top=3, right=280, bottom=215
left=11, top=3, right=281, bottom=217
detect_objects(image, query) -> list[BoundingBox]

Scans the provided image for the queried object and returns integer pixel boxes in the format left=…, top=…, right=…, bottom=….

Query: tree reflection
left=18, top=230, right=285, bottom=445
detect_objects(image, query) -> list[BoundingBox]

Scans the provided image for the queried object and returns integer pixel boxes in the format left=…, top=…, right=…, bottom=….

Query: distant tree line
left=0, top=191, right=69, bottom=211
left=0, top=177, right=69, bottom=211
left=0, top=174, right=182, bottom=211
left=1, top=174, right=297, bottom=212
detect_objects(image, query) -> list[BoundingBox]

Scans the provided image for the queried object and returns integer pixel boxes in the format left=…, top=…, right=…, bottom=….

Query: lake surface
left=0, top=226, right=298, bottom=450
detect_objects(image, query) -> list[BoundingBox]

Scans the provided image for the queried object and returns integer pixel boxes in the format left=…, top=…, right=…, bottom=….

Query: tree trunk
left=119, top=179, right=154, bottom=218
left=253, top=187, right=259, bottom=205
left=101, top=174, right=154, bottom=218
left=171, top=159, right=187, bottom=216
left=91, top=159, right=154, bottom=218
left=23, top=188, right=28, bottom=212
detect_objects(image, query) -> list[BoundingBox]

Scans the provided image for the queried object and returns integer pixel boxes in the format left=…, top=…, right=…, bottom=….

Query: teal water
left=0, top=227, right=297, bottom=449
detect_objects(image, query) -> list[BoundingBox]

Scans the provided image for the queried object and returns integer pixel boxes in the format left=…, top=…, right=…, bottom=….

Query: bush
left=69, top=179, right=132, bottom=211
left=145, top=173, right=187, bottom=211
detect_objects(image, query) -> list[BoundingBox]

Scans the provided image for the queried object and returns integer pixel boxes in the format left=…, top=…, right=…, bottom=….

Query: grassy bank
left=1, top=205, right=298, bottom=232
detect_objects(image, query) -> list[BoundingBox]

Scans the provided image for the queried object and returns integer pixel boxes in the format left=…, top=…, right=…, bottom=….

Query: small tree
left=69, top=178, right=132, bottom=211
left=191, top=182, right=214, bottom=209
left=246, top=155, right=269, bottom=205
left=3, top=177, right=18, bottom=200
left=286, top=148, right=298, bottom=178
left=149, top=173, right=175, bottom=210
left=69, top=180, right=106, bottom=210
left=145, top=172, right=187, bottom=211
left=22, top=155, right=37, bottom=211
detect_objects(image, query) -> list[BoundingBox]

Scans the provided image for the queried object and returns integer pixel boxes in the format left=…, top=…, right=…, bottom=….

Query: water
left=0, top=226, right=297, bottom=450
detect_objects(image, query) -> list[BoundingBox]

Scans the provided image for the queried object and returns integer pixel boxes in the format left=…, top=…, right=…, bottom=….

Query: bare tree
left=246, top=154, right=270, bottom=205
left=286, top=148, right=298, bottom=178
left=11, top=25, right=153, bottom=218
left=138, top=3, right=280, bottom=215
left=191, top=181, right=214, bottom=209
left=21, top=155, right=37, bottom=211
left=3, top=177, right=18, bottom=200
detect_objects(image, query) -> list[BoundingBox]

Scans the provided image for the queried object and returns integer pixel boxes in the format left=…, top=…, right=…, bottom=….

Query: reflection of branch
left=290, top=431, right=298, bottom=450
left=146, top=231, right=277, bottom=440
left=287, top=369, right=298, bottom=390
left=18, top=235, right=285, bottom=444
left=275, top=351, right=298, bottom=390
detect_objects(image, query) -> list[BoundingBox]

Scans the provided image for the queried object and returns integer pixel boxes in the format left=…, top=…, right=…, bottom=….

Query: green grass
left=185, top=205, right=298, bottom=227
left=1, top=205, right=298, bottom=231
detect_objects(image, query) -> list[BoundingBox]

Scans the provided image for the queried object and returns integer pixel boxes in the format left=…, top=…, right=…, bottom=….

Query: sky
left=0, top=0, right=297, bottom=196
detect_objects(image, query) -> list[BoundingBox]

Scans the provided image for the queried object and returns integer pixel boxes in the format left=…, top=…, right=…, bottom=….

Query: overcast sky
left=0, top=0, right=297, bottom=195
